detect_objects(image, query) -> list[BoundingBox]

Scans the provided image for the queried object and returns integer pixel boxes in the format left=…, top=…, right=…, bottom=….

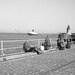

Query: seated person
left=23, top=41, right=43, bottom=54
left=43, top=36, right=51, bottom=50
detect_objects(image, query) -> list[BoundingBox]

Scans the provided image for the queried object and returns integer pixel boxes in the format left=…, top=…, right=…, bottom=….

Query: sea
left=0, top=33, right=58, bottom=41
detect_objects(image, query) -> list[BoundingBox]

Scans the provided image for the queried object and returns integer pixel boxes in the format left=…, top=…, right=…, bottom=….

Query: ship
left=27, top=29, right=38, bottom=36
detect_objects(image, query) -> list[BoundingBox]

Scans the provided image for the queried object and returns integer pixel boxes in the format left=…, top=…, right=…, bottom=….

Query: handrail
left=0, top=38, right=57, bottom=56
left=0, top=38, right=57, bottom=42
left=3, top=46, right=23, bottom=50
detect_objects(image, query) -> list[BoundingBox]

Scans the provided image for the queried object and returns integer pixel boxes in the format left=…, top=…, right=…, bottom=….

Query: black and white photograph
left=0, top=0, right=75, bottom=75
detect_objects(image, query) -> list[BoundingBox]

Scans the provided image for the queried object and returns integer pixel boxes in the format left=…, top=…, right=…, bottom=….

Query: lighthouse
left=66, top=25, right=71, bottom=35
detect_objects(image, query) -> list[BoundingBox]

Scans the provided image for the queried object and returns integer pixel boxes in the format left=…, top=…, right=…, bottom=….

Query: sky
left=0, top=0, right=75, bottom=33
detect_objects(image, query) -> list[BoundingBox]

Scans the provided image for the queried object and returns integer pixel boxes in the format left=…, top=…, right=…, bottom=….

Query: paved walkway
left=0, top=48, right=56, bottom=61
left=0, top=46, right=75, bottom=75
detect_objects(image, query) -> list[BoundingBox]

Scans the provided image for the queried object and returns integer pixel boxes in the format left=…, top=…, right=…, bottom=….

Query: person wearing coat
left=44, top=36, right=51, bottom=50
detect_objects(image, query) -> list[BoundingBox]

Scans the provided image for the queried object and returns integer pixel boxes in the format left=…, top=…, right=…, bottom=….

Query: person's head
left=46, top=36, right=48, bottom=37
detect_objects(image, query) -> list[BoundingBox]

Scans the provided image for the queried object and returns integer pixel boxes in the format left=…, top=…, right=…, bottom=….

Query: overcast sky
left=0, top=0, right=75, bottom=33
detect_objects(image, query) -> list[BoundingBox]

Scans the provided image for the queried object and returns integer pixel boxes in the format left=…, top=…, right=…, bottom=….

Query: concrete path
left=0, top=48, right=56, bottom=61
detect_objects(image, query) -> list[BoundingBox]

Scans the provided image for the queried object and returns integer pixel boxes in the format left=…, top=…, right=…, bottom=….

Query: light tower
left=66, top=25, right=71, bottom=35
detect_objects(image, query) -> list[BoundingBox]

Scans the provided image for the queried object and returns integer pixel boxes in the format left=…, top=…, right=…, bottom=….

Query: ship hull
left=27, top=33, right=37, bottom=36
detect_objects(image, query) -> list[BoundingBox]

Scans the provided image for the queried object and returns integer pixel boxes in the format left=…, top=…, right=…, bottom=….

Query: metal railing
left=0, top=38, right=57, bottom=56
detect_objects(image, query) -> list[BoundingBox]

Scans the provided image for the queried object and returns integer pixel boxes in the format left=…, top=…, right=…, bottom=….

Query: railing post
left=38, top=39, right=40, bottom=46
left=1, top=41, right=4, bottom=56
left=50, top=38, right=53, bottom=48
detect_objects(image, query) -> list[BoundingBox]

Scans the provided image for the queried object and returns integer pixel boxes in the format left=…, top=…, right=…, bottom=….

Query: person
left=57, top=37, right=65, bottom=50
left=66, top=35, right=71, bottom=49
left=23, top=40, right=31, bottom=52
left=23, top=40, right=43, bottom=54
left=44, top=36, right=51, bottom=50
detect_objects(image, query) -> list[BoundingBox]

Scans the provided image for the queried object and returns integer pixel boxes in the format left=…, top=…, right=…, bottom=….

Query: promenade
left=0, top=45, right=75, bottom=75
